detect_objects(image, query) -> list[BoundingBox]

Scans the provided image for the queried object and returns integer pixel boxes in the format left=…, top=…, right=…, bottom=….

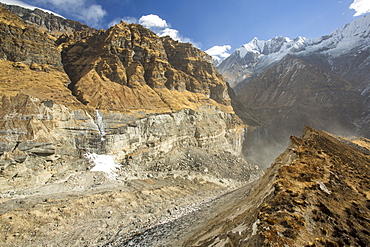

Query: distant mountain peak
left=239, top=36, right=295, bottom=57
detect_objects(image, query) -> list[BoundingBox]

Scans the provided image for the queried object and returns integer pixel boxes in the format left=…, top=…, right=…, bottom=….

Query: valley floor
left=106, top=180, right=258, bottom=247
left=0, top=170, right=257, bottom=247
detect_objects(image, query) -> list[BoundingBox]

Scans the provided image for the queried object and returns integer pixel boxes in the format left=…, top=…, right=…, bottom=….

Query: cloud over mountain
left=108, top=14, right=200, bottom=47
left=138, top=14, right=168, bottom=28
left=205, top=45, right=232, bottom=63
left=350, top=0, right=370, bottom=16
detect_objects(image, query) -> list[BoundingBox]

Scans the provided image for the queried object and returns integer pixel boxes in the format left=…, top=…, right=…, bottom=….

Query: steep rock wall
left=0, top=7, right=260, bottom=192
left=0, top=94, right=258, bottom=191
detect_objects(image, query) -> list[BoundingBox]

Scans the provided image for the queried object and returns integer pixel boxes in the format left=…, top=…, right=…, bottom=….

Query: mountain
left=0, top=2, right=93, bottom=34
left=0, top=5, right=263, bottom=246
left=218, top=15, right=370, bottom=166
left=236, top=56, right=368, bottom=166
left=218, top=14, right=370, bottom=90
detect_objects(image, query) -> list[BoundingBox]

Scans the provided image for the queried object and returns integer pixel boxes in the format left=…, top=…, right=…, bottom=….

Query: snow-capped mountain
left=218, top=14, right=370, bottom=89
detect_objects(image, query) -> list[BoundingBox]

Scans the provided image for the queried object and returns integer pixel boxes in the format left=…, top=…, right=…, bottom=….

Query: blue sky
left=1, top=0, right=370, bottom=60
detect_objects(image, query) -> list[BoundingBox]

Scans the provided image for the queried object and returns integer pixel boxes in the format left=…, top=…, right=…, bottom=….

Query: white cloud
left=158, top=28, right=200, bottom=48
left=138, top=14, right=168, bottom=28
left=80, top=4, right=107, bottom=27
left=205, top=45, right=232, bottom=62
left=108, top=14, right=200, bottom=48
left=159, top=27, right=178, bottom=39
left=350, top=0, right=370, bottom=16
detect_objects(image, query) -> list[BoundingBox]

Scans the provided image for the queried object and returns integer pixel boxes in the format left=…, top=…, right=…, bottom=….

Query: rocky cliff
left=60, top=21, right=231, bottom=113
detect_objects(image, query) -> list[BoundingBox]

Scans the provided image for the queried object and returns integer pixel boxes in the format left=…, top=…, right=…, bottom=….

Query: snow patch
left=85, top=153, right=119, bottom=179
left=232, top=223, right=248, bottom=235
left=1, top=0, right=64, bottom=18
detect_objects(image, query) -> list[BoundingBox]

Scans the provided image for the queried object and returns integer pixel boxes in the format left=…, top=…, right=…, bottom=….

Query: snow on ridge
left=303, top=14, right=369, bottom=57
left=0, top=0, right=65, bottom=18
left=236, top=14, right=369, bottom=60
left=238, top=36, right=299, bottom=58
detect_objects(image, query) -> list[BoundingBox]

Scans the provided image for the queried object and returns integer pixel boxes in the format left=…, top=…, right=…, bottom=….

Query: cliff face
left=0, top=6, right=259, bottom=194
left=61, top=22, right=231, bottom=113
left=186, top=126, right=370, bottom=246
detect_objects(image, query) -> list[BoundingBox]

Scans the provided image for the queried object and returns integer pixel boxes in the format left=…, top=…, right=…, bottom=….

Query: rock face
left=0, top=7, right=63, bottom=68
left=61, top=22, right=231, bottom=112
left=185, top=126, right=370, bottom=246
left=234, top=56, right=369, bottom=167
left=238, top=56, right=367, bottom=149
left=0, top=5, right=259, bottom=196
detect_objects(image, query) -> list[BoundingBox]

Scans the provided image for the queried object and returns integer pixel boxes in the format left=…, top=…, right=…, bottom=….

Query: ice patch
left=85, top=153, right=119, bottom=179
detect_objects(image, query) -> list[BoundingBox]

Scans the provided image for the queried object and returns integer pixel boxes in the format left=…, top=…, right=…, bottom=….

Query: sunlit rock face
left=0, top=5, right=260, bottom=192
left=61, top=21, right=231, bottom=113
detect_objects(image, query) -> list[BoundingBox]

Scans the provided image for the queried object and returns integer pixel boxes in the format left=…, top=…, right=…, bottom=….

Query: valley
left=0, top=2, right=369, bottom=246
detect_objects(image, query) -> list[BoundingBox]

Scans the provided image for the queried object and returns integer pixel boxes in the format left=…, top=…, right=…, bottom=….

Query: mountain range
left=218, top=15, right=370, bottom=166
left=218, top=14, right=370, bottom=92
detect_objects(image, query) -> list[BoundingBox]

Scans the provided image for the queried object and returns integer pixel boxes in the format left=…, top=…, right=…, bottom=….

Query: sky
left=1, top=0, right=370, bottom=61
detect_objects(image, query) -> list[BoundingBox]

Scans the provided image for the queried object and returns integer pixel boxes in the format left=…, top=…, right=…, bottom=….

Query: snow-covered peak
left=218, top=15, right=370, bottom=88
left=239, top=37, right=264, bottom=56
left=304, top=14, right=369, bottom=57
left=235, top=14, right=369, bottom=61
left=332, top=14, right=370, bottom=39
left=238, top=36, right=297, bottom=58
